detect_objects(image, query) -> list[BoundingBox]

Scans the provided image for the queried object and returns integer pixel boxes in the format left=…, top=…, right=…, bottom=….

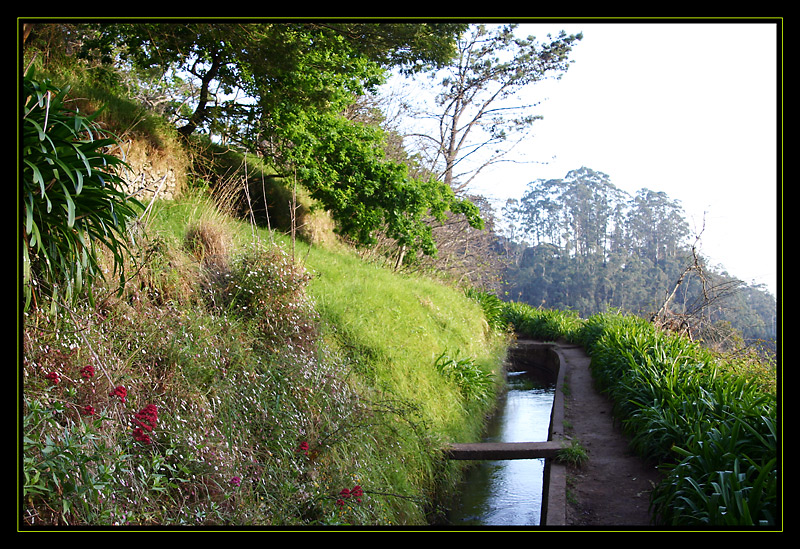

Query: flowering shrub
left=44, top=371, right=60, bottom=385
left=336, top=485, right=364, bottom=507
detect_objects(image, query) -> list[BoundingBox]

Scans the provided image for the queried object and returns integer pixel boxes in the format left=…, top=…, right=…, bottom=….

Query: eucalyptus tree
left=625, top=188, right=691, bottom=265
left=516, top=167, right=629, bottom=260
left=402, top=23, right=582, bottom=194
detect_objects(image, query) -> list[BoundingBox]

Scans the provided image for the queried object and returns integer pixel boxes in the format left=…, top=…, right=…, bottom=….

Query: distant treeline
left=496, top=167, right=776, bottom=346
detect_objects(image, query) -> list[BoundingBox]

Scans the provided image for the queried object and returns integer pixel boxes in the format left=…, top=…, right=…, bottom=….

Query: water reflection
left=447, top=372, right=555, bottom=527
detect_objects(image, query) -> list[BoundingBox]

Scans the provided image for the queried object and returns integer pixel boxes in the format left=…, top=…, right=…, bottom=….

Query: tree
left=401, top=24, right=582, bottom=193
left=626, top=188, right=691, bottom=265
left=77, top=22, right=466, bottom=144
left=72, top=21, right=481, bottom=261
left=516, top=167, right=629, bottom=259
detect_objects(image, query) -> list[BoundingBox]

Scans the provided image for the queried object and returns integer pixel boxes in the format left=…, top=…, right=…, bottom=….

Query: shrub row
left=502, top=303, right=778, bottom=527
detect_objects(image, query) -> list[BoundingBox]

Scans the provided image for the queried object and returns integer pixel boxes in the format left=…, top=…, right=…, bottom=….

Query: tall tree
left=516, top=167, right=629, bottom=259
left=401, top=24, right=582, bottom=193
left=626, top=188, right=691, bottom=265
left=77, top=22, right=466, bottom=143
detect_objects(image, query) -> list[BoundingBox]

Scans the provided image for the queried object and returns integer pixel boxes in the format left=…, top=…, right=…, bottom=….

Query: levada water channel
left=444, top=343, right=557, bottom=527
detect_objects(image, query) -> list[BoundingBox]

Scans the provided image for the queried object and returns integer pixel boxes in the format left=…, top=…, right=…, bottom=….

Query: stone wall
left=114, top=137, right=187, bottom=205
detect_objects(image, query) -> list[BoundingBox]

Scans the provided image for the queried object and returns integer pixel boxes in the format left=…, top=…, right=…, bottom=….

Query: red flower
left=134, top=404, right=158, bottom=432
left=80, top=364, right=95, bottom=379
left=45, top=371, right=60, bottom=384
left=336, top=485, right=364, bottom=506
left=82, top=405, right=96, bottom=416
left=132, top=427, right=152, bottom=444
left=110, top=385, right=127, bottom=402
left=132, top=405, right=157, bottom=444
left=297, top=441, right=309, bottom=454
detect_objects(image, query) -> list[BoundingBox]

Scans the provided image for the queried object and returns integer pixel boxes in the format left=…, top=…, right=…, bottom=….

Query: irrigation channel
left=444, top=342, right=567, bottom=527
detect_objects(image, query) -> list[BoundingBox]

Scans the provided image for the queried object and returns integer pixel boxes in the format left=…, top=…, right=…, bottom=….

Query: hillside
left=20, top=50, right=510, bottom=525
left=20, top=22, right=779, bottom=529
left=21, top=180, right=510, bottom=527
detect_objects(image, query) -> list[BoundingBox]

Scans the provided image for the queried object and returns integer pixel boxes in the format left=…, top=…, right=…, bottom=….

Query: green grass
left=21, top=191, right=508, bottom=527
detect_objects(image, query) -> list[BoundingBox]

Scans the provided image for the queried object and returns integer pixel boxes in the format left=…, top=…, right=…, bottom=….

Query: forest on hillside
left=462, top=167, right=777, bottom=348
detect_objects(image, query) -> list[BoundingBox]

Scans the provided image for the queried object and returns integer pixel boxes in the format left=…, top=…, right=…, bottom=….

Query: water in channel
left=446, top=370, right=555, bottom=527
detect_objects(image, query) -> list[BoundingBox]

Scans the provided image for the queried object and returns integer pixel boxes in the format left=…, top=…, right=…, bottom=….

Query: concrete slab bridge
left=444, top=340, right=573, bottom=526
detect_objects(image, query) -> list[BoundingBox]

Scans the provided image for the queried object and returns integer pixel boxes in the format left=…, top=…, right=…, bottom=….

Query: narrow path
left=556, top=343, right=663, bottom=528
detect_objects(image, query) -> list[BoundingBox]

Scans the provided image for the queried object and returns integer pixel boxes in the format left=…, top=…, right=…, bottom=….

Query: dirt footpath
left=557, top=344, right=663, bottom=528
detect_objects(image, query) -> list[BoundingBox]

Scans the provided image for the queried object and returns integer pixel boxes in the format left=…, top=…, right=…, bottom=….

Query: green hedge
left=502, top=305, right=778, bottom=527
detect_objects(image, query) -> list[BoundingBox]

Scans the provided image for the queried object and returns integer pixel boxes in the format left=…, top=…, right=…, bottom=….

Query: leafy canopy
left=77, top=21, right=480, bottom=259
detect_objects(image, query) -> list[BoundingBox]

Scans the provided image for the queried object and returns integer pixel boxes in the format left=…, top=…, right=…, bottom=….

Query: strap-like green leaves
left=22, top=69, right=143, bottom=312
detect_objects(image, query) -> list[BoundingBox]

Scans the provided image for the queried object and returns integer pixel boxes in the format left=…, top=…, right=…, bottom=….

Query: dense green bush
left=502, top=305, right=778, bottom=527
left=578, top=313, right=777, bottom=526
left=500, top=301, right=582, bottom=341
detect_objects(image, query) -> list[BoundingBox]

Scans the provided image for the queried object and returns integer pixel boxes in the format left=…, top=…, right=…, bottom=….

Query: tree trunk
left=178, top=50, right=223, bottom=138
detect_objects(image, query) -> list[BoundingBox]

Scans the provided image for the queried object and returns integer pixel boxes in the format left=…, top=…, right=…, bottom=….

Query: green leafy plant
left=576, top=311, right=777, bottom=526
left=434, top=350, right=495, bottom=404
left=464, top=287, right=507, bottom=333
left=557, top=438, right=588, bottom=468
left=500, top=301, right=582, bottom=341
left=22, top=69, right=142, bottom=312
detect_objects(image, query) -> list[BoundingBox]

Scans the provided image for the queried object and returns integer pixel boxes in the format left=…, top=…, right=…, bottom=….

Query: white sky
left=458, top=20, right=780, bottom=297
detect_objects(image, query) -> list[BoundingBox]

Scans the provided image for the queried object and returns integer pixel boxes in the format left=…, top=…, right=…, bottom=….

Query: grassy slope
left=22, top=187, right=508, bottom=527
left=21, top=58, right=507, bottom=526
left=156, top=196, right=511, bottom=525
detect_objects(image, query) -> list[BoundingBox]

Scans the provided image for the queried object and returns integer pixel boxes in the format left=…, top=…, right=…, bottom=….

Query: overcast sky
left=458, top=20, right=780, bottom=296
